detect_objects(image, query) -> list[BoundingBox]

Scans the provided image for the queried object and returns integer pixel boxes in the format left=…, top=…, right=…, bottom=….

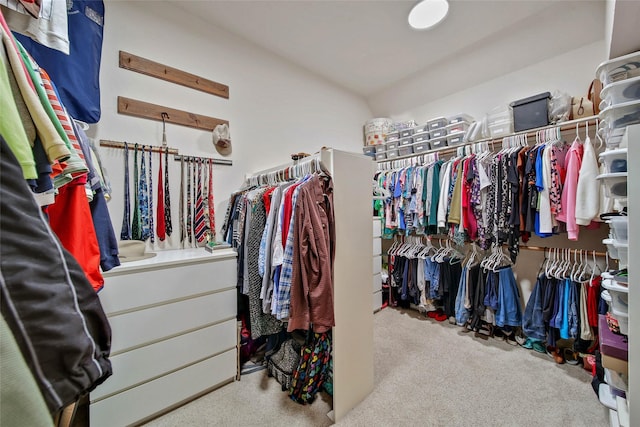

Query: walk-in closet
left=1, top=1, right=638, bottom=427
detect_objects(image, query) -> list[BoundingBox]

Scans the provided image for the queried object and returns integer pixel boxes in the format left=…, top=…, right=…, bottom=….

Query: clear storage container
left=362, top=146, right=375, bottom=155
left=610, top=306, right=629, bottom=335
left=447, top=132, right=465, bottom=146
left=412, top=132, right=430, bottom=144
left=385, top=141, right=398, bottom=151
left=430, top=128, right=448, bottom=139
left=602, top=279, right=628, bottom=314
left=427, top=117, right=448, bottom=130
left=413, top=124, right=429, bottom=134
left=399, top=129, right=413, bottom=138
left=613, top=240, right=628, bottom=268
left=375, top=151, right=386, bottom=161
left=399, top=137, right=413, bottom=146
left=413, top=141, right=430, bottom=153
left=600, top=75, right=640, bottom=110
left=604, top=368, right=629, bottom=392
left=598, top=99, right=640, bottom=147
left=386, top=149, right=399, bottom=159
left=596, top=51, right=640, bottom=86
left=488, top=119, right=513, bottom=138
left=448, top=113, right=474, bottom=125
left=430, top=136, right=448, bottom=150
left=597, top=172, right=628, bottom=198
left=398, top=145, right=414, bottom=156
left=373, top=144, right=386, bottom=153
left=599, top=148, right=628, bottom=173
left=607, top=216, right=628, bottom=242
left=603, top=238, right=619, bottom=260
left=446, top=121, right=470, bottom=134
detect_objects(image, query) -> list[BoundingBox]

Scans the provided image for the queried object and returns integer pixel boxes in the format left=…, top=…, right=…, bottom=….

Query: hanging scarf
left=179, top=155, right=185, bottom=245
left=131, top=143, right=141, bottom=240
left=164, top=147, right=173, bottom=236
left=208, top=159, right=216, bottom=241
left=157, top=150, right=166, bottom=241
left=120, top=141, right=131, bottom=240
left=186, top=157, right=193, bottom=245
left=138, top=145, right=150, bottom=241
left=148, top=146, right=154, bottom=243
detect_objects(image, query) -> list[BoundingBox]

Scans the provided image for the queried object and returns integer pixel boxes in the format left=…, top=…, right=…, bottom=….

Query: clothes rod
left=518, top=245, right=607, bottom=258
left=99, top=139, right=179, bottom=155
left=376, top=116, right=599, bottom=164
left=173, top=154, right=232, bottom=166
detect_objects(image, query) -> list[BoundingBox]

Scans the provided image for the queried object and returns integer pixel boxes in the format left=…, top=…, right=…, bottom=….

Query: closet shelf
left=375, top=115, right=598, bottom=164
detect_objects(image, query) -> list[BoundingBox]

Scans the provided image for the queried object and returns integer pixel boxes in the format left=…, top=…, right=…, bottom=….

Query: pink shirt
left=556, top=138, right=584, bottom=240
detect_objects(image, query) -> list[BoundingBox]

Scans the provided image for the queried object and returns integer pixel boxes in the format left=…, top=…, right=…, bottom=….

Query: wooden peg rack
left=119, top=51, right=229, bottom=99
left=117, top=96, right=228, bottom=132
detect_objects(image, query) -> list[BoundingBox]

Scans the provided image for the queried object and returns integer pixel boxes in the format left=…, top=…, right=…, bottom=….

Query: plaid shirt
left=273, top=176, right=309, bottom=320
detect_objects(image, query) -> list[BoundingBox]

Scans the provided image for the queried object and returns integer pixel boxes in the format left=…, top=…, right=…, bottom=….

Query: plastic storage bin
left=399, top=128, right=413, bottom=138
left=427, top=117, right=448, bottom=130
left=385, top=141, right=398, bottom=151
left=610, top=306, right=629, bottom=335
left=596, top=51, right=640, bottom=86
left=430, top=128, right=448, bottom=139
left=599, top=148, right=628, bottom=173
left=598, top=99, right=640, bottom=147
left=613, top=241, right=628, bottom=268
left=510, top=92, right=551, bottom=132
left=597, top=172, right=628, bottom=198
left=399, top=137, right=413, bottom=146
left=386, top=131, right=400, bottom=141
left=602, top=279, right=628, bottom=314
left=446, top=121, right=470, bottom=134
left=448, top=113, right=474, bottom=124
left=604, top=368, right=629, bottom=392
left=599, top=75, right=640, bottom=110
left=375, top=151, right=386, bottom=161
left=487, top=106, right=513, bottom=138
left=607, top=216, right=628, bottom=242
left=603, top=238, right=619, bottom=260
left=430, top=136, right=448, bottom=149
left=413, top=141, right=430, bottom=153
left=413, top=124, right=429, bottom=134
left=412, top=132, right=430, bottom=144
left=374, top=144, right=386, bottom=153
left=398, top=145, right=413, bottom=156
left=447, top=132, right=465, bottom=146
left=362, top=146, right=375, bottom=155
left=386, top=149, right=399, bottom=159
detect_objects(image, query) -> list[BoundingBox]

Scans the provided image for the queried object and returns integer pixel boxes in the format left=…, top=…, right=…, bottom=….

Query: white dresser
left=372, top=217, right=383, bottom=312
left=90, top=248, right=238, bottom=427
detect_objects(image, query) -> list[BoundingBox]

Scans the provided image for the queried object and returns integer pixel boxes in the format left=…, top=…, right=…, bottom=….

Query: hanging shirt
left=557, top=138, right=584, bottom=240
left=575, top=136, right=599, bottom=226
left=538, top=145, right=554, bottom=234
left=437, top=161, right=451, bottom=228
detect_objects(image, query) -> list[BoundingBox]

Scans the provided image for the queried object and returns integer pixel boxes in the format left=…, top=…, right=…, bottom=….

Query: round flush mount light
left=408, top=0, right=449, bottom=30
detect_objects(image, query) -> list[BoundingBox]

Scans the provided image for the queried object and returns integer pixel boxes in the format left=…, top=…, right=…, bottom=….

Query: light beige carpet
left=144, top=308, right=609, bottom=427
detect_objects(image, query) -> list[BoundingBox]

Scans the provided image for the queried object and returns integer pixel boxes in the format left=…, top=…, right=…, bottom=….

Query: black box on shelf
left=510, top=92, right=551, bottom=132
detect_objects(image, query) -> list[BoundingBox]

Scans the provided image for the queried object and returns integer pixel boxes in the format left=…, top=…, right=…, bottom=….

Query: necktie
left=157, top=150, right=166, bottom=241
left=139, top=146, right=150, bottom=240
left=148, top=146, right=154, bottom=243
left=208, top=159, right=216, bottom=241
left=131, top=144, right=141, bottom=240
left=164, top=147, right=173, bottom=236
left=120, top=142, right=131, bottom=240
left=179, top=155, right=185, bottom=245
left=186, top=157, right=192, bottom=244
left=195, top=159, right=207, bottom=243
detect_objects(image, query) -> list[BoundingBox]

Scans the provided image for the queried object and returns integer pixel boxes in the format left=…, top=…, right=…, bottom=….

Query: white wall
left=91, top=1, right=372, bottom=250
left=371, top=40, right=607, bottom=124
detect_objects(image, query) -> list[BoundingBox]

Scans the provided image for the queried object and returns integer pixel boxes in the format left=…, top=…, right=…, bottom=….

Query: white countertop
left=103, top=248, right=237, bottom=276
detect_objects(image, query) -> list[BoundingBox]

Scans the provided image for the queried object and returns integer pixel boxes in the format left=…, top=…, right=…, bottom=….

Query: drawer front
left=373, top=273, right=382, bottom=293
left=108, top=289, right=236, bottom=354
left=373, top=255, right=382, bottom=275
left=99, top=258, right=237, bottom=315
left=90, top=349, right=236, bottom=427
left=372, top=220, right=381, bottom=238
left=91, top=319, right=237, bottom=401
left=372, top=290, right=383, bottom=312
left=373, top=238, right=381, bottom=256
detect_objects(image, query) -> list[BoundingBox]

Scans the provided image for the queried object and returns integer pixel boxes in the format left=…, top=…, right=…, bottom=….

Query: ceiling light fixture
left=408, top=0, right=449, bottom=30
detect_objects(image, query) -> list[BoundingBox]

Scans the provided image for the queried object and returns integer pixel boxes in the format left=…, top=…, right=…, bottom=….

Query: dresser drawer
left=372, top=290, right=383, bottom=312
left=90, top=349, right=236, bottom=427
left=108, top=289, right=236, bottom=354
left=373, top=273, right=382, bottom=293
left=373, top=255, right=381, bottom=275
left=99, top=257, right=237, bottom=315
left=91, top=319, right=237, bottom=401
left=373, top=238, right=381, bottom=256
left=373, top=219, right=382, bottom=238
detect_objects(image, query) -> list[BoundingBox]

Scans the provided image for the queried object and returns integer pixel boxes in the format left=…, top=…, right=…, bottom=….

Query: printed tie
left=186, top=157, right=193, bottom=244
left=164, top=147, right=173, bottom=236
left=148, top=146, right=154, bottom=243
left=157, top=150, right=166, bottom=241
left=179, top=155, right=185, bottom=245
left=139, top=146, right=150, bottom=241
left=208, top=159, right=216, bottom=241
left=120, top=142, right=131, bottom=240
left=131, top=144, right=141, bottom=240
left=194, top=159, right=207, bottom=243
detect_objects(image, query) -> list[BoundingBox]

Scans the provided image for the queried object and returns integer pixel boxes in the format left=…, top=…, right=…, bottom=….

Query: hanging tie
left=194, top=158, right=207, bottom=243
left=208, top=159, right=216, bottom=242
left=148, top=146, right=155, bottom=243
left=186, top=157, right=193, bottom=244
left=120, top=142, right=131, bottom=240
left=179, top=155, right=185, bottom=245
left=164, top=147, right=173, bottom=236
left=157, top=149, right=166, bottom=241
left=131, top=143, right=142, bottom=240
left=138, top=146, right=150, bottom=241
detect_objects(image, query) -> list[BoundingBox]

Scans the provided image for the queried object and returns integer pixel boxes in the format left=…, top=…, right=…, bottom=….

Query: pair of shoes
left=531, top=341, right=546, bottom=354
left=426, top=310, right=447, bottom=322
left=521, top=338, right=534, bottom=349
left=563, top=348, right=581, bottom=365
left=546, top=346, right=565, bottom=364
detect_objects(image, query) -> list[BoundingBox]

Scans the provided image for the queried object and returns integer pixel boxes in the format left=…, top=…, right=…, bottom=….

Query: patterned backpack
left=289, top=332, right=332, bottom=404
left=266, top=338, right=301, bottom=391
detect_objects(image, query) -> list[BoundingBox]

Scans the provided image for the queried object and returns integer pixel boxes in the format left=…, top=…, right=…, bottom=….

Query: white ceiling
left=176, top=0, right=606, bottom=102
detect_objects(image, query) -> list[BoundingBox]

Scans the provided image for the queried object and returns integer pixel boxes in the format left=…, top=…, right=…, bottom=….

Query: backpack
left=266, top=338, right=301, bottom=391
left=289, top=332, right=332, bottom=405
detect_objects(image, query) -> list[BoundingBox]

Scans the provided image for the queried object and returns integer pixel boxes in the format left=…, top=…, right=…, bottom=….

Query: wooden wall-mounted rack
left=119, top=51, right=229, bottom=99
left=99, top=139, right=179, bottom=155
left=174, top=154, right=232, bottom=166
left=117, top=96, right=228, bottom=132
